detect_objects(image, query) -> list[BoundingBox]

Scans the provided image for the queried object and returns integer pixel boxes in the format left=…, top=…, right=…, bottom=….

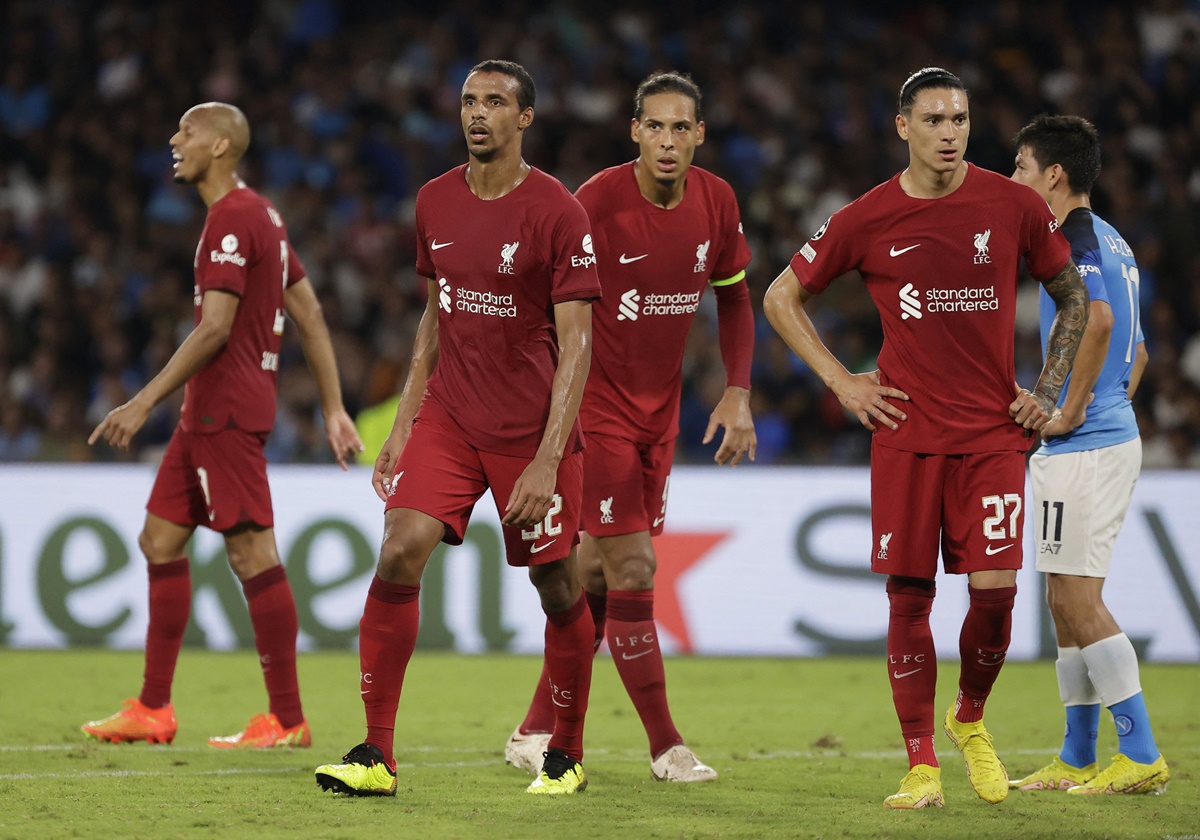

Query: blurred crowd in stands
left=2, top=0, right=1200, bottom=467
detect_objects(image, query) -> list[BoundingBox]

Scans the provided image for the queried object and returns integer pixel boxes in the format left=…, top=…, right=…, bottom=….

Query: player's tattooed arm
left=1033, top=260, right=1090, bottom=413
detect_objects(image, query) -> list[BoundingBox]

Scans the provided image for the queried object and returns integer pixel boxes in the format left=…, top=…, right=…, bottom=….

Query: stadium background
left=1, top=1, right=1199, bottom=660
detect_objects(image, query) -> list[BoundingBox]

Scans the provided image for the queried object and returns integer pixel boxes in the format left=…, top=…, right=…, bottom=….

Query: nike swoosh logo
left=621, top=649, right=654, bottom=661
left=430, top=240, right=454, bottom=250
left=652, top=516, right=665, bottom=527
left=529, top=539, right=557, bottom=555
left=551, top=697, right=571, bottom=708
left=984, top=543, right=1014, bottom=556
left=619, top=253, right=648, bottom=264
left=889, top=244, right=921, bottom=257
left=893, top=668, right=923, bottom=679
left=977, top=659, right=1004, bottom=667
left=360, top=690, right=370, bottom=695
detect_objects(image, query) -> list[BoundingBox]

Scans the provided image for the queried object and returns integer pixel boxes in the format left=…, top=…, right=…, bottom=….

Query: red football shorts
left=580, top=433, right=674, bottom=537
left=385, top=415, right=583, bottom=567
left=870, top=441, right=1026, bottom=577
left=147, top=425, right=273, bottom=532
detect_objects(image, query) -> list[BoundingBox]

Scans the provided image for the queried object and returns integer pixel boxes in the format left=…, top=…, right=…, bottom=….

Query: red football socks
left=607, top=589, right=682, bottom=758
left=359, top=575, right=420, bottom=770
left=139, top=557, right=192, bottom=709
left=954, top=584, right=1016, bottom=723
left=242, top=565, right=304, bottom=729
left=543, top=592, right=594, bottom=762
left=518, top=588, right=607, bottom=735
left=886, top=577, right=939, bottom=768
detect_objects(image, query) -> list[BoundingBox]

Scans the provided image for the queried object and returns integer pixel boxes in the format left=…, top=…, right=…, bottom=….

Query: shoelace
left=540, top=749, right=576, bottom=779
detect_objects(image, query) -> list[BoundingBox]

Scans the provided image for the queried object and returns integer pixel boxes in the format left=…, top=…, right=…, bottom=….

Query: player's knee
left=377, top=532, right=430, bottom=583
left=137, top=529, right=182, bottom=565
left=604, top=551, right=656, bottom=590
left=529, top=561, right=577, bottom=613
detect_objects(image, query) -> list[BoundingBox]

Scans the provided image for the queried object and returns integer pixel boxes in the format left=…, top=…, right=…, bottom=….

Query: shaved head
left=183, top=102, right=250, bottom=161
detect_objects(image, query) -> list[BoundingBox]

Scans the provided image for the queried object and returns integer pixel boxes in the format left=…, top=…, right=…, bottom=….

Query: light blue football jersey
left=1037, top=207, right=1143, bottom=454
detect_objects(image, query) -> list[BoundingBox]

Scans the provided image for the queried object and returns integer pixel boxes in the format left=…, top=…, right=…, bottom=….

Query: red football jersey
left=575, top=163, right=751, bottom=443
left=184, top=187, right=304, bottom=435
left=414, top=166, right=602, bottom=457
left=789, top=164, right=1071, bottom=455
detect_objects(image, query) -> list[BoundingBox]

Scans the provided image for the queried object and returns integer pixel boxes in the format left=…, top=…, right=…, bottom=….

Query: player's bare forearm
left=90, top=291, right=236, bottom=448
left=764, top=267, right=847, bottom=389
left=394, top=281, right=442, bottom=430
left=705, top=386, right=756, bottom=465
left=764, top=267, right=907, bottom=432
left=1128, top=342, right=1148, bottom=400
left=371, top=286, right=441, bottom=499
left=285, top=278, right=346, bottom=414
left=503, top=299, right=592, bottom=528
left=1034, top=261, right=1090, bottom=411
left=285, top=278, right=364, bottom=467
left=534, top=299, right=592, bottom=466
left=1057, top=299, right=1111, bottom=428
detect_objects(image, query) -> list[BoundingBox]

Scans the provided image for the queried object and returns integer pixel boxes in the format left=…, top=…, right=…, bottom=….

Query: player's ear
left=895, top=113, right=909, bottom=141
left=695, top=120, right=705, bottom=146
left=630, top=118, right=640, bottom=143
left=211, top=134, right=232, bottom=160
left=518, top=107, right=534, bottom=130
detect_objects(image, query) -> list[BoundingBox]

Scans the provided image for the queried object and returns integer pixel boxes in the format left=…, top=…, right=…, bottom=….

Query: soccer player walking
left=314, top=61, right=600, bottom=797
left=83, top=102, right=363, bottom=749
left=1009, top=114, right=1169, bottom=796
left=504, top=71, right=755, bottom=783
left=764, top=68, right=1089, bottom=809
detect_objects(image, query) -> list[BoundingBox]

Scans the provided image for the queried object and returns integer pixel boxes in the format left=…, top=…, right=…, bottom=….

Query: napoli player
left=314, top=61, right=600, bottom=797
left=1009, top=114, right=1168, bottom=796
left=764, top=69, right=1089, bottom=808
left=504, top=71, right=755, bottom=783
left=83, top=102, right=363, bottom=748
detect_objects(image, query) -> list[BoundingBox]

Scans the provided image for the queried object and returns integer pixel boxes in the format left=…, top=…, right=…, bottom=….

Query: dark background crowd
left=3, top=0, right=1200, bottom=467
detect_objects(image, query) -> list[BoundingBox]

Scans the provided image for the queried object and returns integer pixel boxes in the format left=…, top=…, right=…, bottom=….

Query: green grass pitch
left=2, top=651, right=1196, bottom=839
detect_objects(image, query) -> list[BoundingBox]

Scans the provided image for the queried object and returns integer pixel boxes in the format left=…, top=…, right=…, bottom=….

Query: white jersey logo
left=877, top=531, right=892, bottom=560
left=617, top=289, right=640, bottom=321
left=571, top=234, right=597, bottom=268
left=693, top=240, right=710, bottom=274
left=438, top=278, right=452, bottom=312
left=600, top=496, right=614, bottom=524
left=499, top=241, right=519, bottom=274
left=899, top=283, right=922, bottom=320
left=221, top=234, right=239, bottom=253
left=973, top=229, right=992, bottom=264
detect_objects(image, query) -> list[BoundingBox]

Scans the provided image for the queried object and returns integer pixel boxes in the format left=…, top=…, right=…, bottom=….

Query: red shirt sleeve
left=788, top=206, right=862, bottom=294
left=285, top=241, right=306, bottom=287
left=1018, top=186, right=1072, bottom=281
left=549, top=194, right=602, bottom=304
left=200, top=202, right=256, bottom=297
left=710, top=179, right=752, bottom=281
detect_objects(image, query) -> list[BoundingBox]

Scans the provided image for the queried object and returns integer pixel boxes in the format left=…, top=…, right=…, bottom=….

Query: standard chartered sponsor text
left=457, top=288, right=517, bottom=317
left=642, top=291, right=701, bottom=316
left=925, top=285, right=999, bottom=313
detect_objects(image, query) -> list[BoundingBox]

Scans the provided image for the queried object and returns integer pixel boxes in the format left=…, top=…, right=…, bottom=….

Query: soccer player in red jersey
left=82, top=102, right=364, bottom=749
left=764, top=68, right=1089, bottom=809
left=314, top=61, right=601, bottom=797
left=504, top=71, right=755, bottom=783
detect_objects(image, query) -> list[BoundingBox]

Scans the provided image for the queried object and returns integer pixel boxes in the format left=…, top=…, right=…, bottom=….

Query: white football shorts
left=1029, top=436, right=1141, bottom=578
